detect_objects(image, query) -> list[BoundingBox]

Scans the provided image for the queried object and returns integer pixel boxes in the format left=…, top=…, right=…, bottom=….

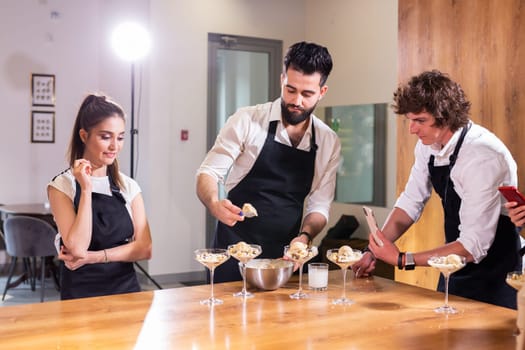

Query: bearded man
left=196, top=41, right=341, bottom=282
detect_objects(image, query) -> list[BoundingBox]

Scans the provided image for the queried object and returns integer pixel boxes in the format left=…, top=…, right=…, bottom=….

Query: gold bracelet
left=103, top=249, right=108, bottom=263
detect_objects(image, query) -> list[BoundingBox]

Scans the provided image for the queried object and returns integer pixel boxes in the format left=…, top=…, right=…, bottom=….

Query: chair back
left=3, top=216, right=57, bottom=258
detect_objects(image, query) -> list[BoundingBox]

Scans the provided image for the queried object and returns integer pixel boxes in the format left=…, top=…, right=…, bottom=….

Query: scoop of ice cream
left=445, top=254, right=464, bottom=268
left=428, top=254, right=466, bottom=273
left=228, top=241, right=260, bottom=260
left=286, top=241, right=310, bottom=260
left=196, top=252, right=229, bottom=264
left=338, top=245, right=352, bottom=255
left=290, top=241, right=308, bottom=250
left=242, top=203, right=258, bottom=218
left=332, top=245, right=362, bottom=263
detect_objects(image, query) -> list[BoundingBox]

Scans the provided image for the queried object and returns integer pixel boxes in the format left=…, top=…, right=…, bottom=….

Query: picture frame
left=31, top=73, right=55, bottom=107
left=31, top=111, right=55, bottom=143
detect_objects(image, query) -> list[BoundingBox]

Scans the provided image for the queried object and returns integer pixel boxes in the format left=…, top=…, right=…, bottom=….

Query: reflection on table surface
left=0, top=271, right=517, bottom=349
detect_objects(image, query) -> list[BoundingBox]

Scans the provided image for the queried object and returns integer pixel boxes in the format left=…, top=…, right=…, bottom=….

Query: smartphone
left=498, top=186, right=525, bottom=206
left=362, top=206, right=384, bottom=247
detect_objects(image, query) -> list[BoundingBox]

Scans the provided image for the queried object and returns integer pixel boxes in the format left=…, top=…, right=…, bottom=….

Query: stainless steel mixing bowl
left=244, top=258, right=294, bottom=291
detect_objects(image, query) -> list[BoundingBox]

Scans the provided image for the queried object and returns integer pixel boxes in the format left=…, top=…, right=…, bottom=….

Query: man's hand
left=284, top=236, right=311, bottom=271
left=368, top=229, right=399, bottom=266
left=210, top=199, right=244, bottom=227
left=505, top=201, right=525, bottom=228
left=352, top=251, right=376, bottom=278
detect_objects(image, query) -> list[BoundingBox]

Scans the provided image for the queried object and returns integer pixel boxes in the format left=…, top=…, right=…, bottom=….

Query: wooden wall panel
left=396, top=0, right=525, bottom=289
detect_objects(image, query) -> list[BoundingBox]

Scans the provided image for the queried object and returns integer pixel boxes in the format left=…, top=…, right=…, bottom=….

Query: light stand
left=130, top=63, right=137, bottom=178
left=112, top=22, right=161, bottom=289
left=111, top=22, right=150, bottom=178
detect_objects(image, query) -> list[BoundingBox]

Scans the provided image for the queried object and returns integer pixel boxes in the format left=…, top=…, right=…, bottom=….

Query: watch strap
left=397, top=252, right=405, bottom=270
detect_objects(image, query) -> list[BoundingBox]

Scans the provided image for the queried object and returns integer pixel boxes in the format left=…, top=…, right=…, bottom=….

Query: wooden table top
left=0, top=271, right=517, bottom=349
left=0, top=203, right=51, bottom=216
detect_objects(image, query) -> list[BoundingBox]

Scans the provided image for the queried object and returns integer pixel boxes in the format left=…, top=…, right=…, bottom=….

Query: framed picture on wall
left=31, top=111, right=55, bottom=143
left=31, top=73, right=55, bottom=107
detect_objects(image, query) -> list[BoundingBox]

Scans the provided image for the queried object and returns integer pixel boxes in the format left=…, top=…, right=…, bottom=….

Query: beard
left=280, top=98, right=317, bottom=125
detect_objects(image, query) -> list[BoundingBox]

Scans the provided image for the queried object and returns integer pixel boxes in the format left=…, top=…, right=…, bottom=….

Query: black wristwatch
left=404, top=252, right=416, bottom=270
left=297, top=231, right=313, bottom=244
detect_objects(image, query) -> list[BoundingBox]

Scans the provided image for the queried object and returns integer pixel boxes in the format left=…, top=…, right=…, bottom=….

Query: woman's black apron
left=212, top=120, right=317, bottom=282
left=60, top=172, right=140, bottom=300
left=428, top=123, right=521, bottom=309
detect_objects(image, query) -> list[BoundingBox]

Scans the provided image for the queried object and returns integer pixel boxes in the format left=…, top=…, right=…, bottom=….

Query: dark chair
left=0, top=227, right=5, bottom=251
left=0, top=204, right=5, bottom=265
left=2, top=216, right=58, bottom=302
left=0, top=228, right=6, bottom=274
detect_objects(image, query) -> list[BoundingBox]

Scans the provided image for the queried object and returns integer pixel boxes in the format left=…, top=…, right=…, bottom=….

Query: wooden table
left=0, top=271, right=518, bottom=349
left=0, top=203, right=53, bottom=226
left=0, top=202, right=54, bottom=230
left=0, top=203, right=51, bottom=216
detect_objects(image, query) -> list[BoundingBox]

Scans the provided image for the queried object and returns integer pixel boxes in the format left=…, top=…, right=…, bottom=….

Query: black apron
left=212, top=119, right=317, bottom=282
left=428, top=123, right=521, bottom=309
left=60, top=172, right=140, bottom=300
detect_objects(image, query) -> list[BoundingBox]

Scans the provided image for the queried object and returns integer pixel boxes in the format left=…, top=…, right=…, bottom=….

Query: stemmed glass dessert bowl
left=228, top=242, right=262, bottom=298
left=194, top=248, right=230, bottom=305
left=506, top=270, right=524, bottom=335
left=326, top=246, right=363, bottom=305
left=427, top=254, right=467, bottom=314
left=284, top=242, right=318, bottom=299
left=506, top=270, right=525, bottom=291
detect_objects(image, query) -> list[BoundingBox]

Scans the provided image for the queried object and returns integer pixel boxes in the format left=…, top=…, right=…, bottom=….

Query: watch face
left=405, top=253, right=415, bottom=270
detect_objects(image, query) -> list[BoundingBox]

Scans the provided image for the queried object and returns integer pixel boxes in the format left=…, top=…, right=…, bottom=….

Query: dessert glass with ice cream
left=228, top=241, right=262, bottom=298
left=284, top=242, right=318, bottom=299
left=194, top=248, right=230, bottom=305
left=427, top=254, right=466, bottom=314
left=326, top=246, right=363, bottom=305
left=506, top=271, right=525, bottom=291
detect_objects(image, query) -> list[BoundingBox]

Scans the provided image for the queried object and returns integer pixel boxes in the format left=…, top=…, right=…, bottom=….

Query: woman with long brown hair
left=47, top=93, right=152, bottom=300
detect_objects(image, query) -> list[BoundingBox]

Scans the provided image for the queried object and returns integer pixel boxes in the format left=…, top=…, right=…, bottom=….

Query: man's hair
left=392, top=70, right=471, bottom=131
left=283, top=41, right=333, bottom=86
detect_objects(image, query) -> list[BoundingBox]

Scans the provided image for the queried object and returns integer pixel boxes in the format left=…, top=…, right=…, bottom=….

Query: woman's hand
left=59, top=246, right=95, bottom=270
left=72, top=159, right=93, bottom=191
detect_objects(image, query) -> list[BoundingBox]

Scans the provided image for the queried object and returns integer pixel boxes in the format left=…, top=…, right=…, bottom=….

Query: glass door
left=206, top=33, right=282, bottom=244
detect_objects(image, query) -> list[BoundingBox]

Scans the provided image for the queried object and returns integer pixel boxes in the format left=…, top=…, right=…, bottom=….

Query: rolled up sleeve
left=394, top=142, right=433, bottom=222
left=454, top=152, right=512, bottom=263
left=304, top=126, right=341, bottom=222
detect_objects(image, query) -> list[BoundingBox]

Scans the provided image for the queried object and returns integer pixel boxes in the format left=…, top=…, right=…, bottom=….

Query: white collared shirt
left=196, top=98, right=341, bottom=221
left=395, top=122, right=518, bottom=262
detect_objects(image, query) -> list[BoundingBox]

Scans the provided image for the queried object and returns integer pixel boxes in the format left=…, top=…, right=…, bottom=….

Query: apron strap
left=448, top=121, right=471, bottom=168
left=434, top=121, right=471, bottom=205
left=268, top=119, right=318, bottom=152
left=310, top=118, right=318, bottom=152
